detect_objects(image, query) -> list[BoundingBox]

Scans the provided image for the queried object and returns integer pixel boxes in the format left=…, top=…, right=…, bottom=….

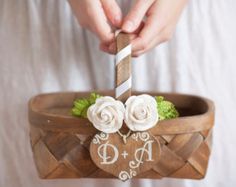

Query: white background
left=0, top=0, right=236, bottom=186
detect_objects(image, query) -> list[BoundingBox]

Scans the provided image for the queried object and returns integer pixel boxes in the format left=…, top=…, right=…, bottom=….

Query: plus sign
left=121, top=151, right=128, bottom=159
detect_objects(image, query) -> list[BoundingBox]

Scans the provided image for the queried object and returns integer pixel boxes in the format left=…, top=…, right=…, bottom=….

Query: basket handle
left=115, top=31, right=132, bottom=102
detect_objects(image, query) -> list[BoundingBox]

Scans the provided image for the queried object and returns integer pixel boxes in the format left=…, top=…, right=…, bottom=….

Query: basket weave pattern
left=29, top=92, right=213, bottom=180
left=30, top=127, right=212, bottom=179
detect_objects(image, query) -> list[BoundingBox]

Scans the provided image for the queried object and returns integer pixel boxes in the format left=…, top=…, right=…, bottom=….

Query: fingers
left=131, top=1, right=161, bottom=52
left=130, top=0, right=177, bottom=56
left=132, top=25, right=175, bottom=57
left=100, top=21, right=145, bottom=54
left=68, top=0, right=115, bottom=44
left=100, top=0, right=122, bottom=27
left=69, top=0, right=187, bottom=56
left=88, top=0, right=115, bottom=44
left=122, top=0, right=155, bottom=32
left=99, top=43, right=113, bottom=54
left=124, top=0, right=187, bottom=57
left=100, top=33, right=138, bottom=54
left=132, top=31, right=169, bottom=57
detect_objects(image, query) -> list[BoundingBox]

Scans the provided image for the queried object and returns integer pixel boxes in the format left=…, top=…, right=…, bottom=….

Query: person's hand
left=68, top=0, right=122, bottom=45
left=103, top=0, right=188, bottom=57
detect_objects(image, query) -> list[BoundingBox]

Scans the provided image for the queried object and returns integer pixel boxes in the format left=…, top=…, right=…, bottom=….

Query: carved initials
left=98, top=141, right=119, bottom=164
left=90, top=132, right=160, bottom=181
left=136, top=140, right=154, bottom=161
left=129, top=140, right=154, bottom=169
left=97, top=139, right=154, bottom=167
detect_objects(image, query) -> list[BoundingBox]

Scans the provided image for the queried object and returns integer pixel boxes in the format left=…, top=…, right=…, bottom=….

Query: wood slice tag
left=90, top=131, right=161, bottom=181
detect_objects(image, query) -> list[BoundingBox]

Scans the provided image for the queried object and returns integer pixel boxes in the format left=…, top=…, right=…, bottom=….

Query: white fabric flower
left=87, top=96, right=125, bottom=133
left=124, top=94, right=158, bottom=131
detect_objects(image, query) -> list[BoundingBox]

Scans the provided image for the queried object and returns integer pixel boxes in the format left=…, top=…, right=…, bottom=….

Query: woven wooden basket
left=28, top=33, right=215, bottom=180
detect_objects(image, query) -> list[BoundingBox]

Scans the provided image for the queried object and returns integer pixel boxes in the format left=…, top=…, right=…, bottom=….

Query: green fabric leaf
left=155, top=96, right=179, bottom=120
left=71, top=93, right=101, bottom=118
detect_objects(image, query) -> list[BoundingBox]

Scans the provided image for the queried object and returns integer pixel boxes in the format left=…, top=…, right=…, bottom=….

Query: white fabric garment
left=0, top=0, right=236, bottom=186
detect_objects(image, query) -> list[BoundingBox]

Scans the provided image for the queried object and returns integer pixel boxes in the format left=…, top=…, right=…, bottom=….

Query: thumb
left=122, top=0, right=155, bottom=32
left=101, top=0, right=122, bottom=27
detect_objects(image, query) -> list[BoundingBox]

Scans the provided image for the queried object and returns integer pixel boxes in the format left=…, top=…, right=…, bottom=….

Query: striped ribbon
left=115, top=30, right=132, bottom=99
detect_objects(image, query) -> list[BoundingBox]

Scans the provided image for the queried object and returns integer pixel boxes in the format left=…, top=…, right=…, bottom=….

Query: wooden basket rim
left=28, top=90, right=215, bottom=135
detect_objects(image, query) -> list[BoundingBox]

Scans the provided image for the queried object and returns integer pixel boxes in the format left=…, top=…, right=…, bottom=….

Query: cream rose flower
left=87, top=96, right=125, bottom=133
left=124, top=94, right=159, bottom=131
